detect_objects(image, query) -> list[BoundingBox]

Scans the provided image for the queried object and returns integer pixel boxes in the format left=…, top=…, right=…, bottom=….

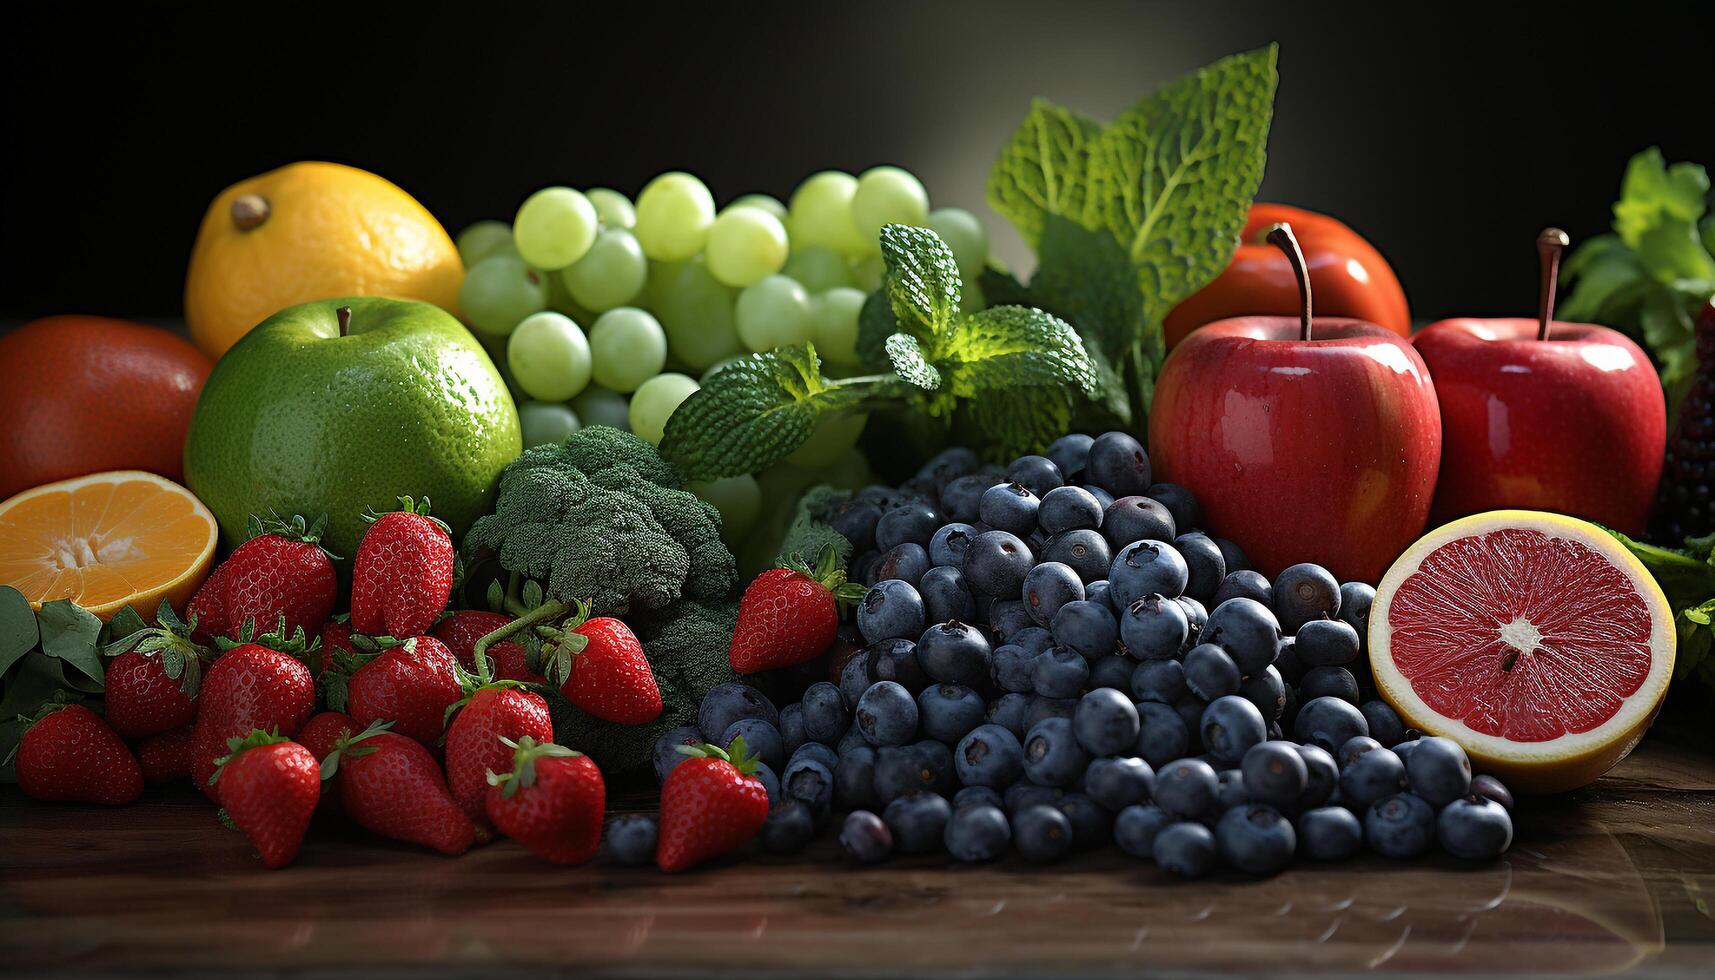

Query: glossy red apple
left=1149, top=225, right=1442, bottom=583
left=1412, top=229, right=1665, bottom=534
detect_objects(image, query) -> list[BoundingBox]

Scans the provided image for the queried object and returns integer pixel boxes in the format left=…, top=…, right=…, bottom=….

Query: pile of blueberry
left=633, top=432, right=1516, bottom=875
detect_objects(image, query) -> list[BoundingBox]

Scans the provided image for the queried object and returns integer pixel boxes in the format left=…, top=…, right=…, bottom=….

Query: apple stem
left=1536, top=228, right=1570, bottom=342
left=1266, top=223, right=1313, bottom=341
left=336, top=306, right=352, bottom=338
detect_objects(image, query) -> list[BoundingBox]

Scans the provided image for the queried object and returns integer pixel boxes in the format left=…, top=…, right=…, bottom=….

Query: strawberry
left=444, top=686, right=553, bottom=832
left=350, top=496, right=455, bottom=638
left=484, top=736, right=605, bottom=865
left=295, top=711, right=359, bottom=762
left=655, top=736, right=770, bottom=872
left=191, top=625, right=317, bottom=795
left=15, top=704, right=143, bottom=804
left=540, top=605, right=661, bottom=725
left=101, top=601, right=211, bottom=739
left=729, top=545, right=864, bottom=674
left=186, top=513, right=338, bottom=644
left=137, top=725, right=196, bottom=783
left=332, top=635, right=464, bottom=746
left=322, top=721, right=476, bottom=855
left=432, top=611, right=546, bottom=683
left=209, top=730, right=320, bottom=869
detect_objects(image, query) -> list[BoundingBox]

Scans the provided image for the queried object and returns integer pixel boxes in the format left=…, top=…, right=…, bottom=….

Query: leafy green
left=1608, top=528, right=1715, bottom=692
left=0, top=591, right=133, bottom=782
left=779, top=484, right=854, bottom=570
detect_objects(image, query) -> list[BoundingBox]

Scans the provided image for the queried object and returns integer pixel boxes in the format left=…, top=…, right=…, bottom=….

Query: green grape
left=561, top=227, right=647, bottom=312
left=735, top=276, right=814, bottom=352
left=728, top=193, right=787, bottom=221
left=456, top=220, right=515, bottom=267
left=507, top=311, right=592, bottom=401
left=588, top=307, right=668, bottom=393
left=634, top=171, right=715, bottom=261
left=706, top=206, right=789, bottom=288
left=460, top=255, right=548, bottom=335
left=585, top=187, right=636, bottom=229
left=519, top=401, right=581, bottom=448
left=959, top=278, right=986, bottom=314
left=781, top=246, right=853, bottom=293
left=927, top=207, right=989, bottom=280
left=514, top=187, right=599, bottom=270
left=690, top=474, right=762, bottom=544
left=787, top=171, right=866, bottom=257
left=629, top=372, right=699, bottom=446
left=850, top=253, right=885, bottom=292
left=851, top=166, right=930, bottom=252
left=570, top=384, right=631, bottom=431
left=809, top=287, right=867, bottom=368
left=785, top=410, right=869, bottom=469
left=654, top=260, right=744, bottom=369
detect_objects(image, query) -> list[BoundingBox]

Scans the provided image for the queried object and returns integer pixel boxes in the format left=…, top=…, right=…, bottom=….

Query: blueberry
left=1021, top=716, right=1089, bottom=787
left=1068, top=688, right=1139, bottom=757
left=1101, top=496, right=1177, bottom=554
left=939, top=474, right=991, bottom=524
left=858, top=579, right=927, bottom=644
left=1176, top=596, right=1208, bottom=643
left=723, top=718, right=785, bottom=773
left=1359, top=700, right=1406, bottom=747
left=1212, top=570, right=1273, bottom=608
left=1216, top=769, right=1250, bottom=810
left=916, top=620, right=993, bottom=687
left=1200, top=695, right=1267, bottom=766
left=927, top=522, right=977, bottom=569
left=910, top=739, right=956, bottom=795
left=919, top=446, right=981, bottom=485
left=1296, top=619, right=1361, bottom=667
left=836, top=727, right=868, bottom=755
left=986, top=596, right=1033, bottom=639
left=954, top=723, right=1025, bottom=787
left=834, top=744, right=880, bottom=811
left=828, top=500, right=883, bottom=554
left=1337, top=735, right=1384, bottom=769
left=1153, top=821, right=1219, bottom=877
left=1174, top=695, right=1208, bottom=750
left=1366, top=792, right=1437, bottom=857
left=1055, top=792, right=1112, bottom=848
left=1051, top=599, right=1119, bottom=660
left=1119, top=594, right=1189, bottom=660
left=1085, top=579, right=1114, bottom=610
left=840, top=810, right=894, bottom=863
left=1082, top=756, right=1154, bottom=810
left=1134, top=701, right=1191, bottom=767
left=839, top=650, right=875, bottom=709
left=1299, top=665, right=1360, bottom=704
left=604, top=814, right=658, bottom=865
left=1202, top=598, right=1281, bottom=674
left=1131, top=659, right=1187, bottom=704
left=789, top=741, right=838, bottom=773
left=1297, top=806, right=1363, bottom=860
left=1470, top=774, right=1515, bottom=811
left=941, top=803, right=1010, bottom=862
left=1238, top=664, right=1286, bottom=721
left=964, top=530, right=1035, bottom=598
left=1216, top=803, right=1295, bottom=875
left=857, top=484, right=903, bottom=505
left=872, top=744, right=931, bottom=803
left=990, top=643, right=1039, bottom=694
left=1010, top=625, right=1056, bottom=656
left=1294, top=696, right=1369, bottom=754
left=1214, top=538, right=1251, bottom=573
left=855, top=681, right=919, bottom=746
left=1340, top=746, right=1408, bottom=810
left=1391, top=735, right=1422, bottom=766
left=1041, top=529, right=1112, bottom=583
left=778, top=704, right=806, bottom=756
left=986, top=692, right=1030, bottom=738
left=879, top=501, right=945, bottom=551
left=1039, top=486, right=1103, bottom=535
left=1005, top=781, right=1066, bottom=816
left=954, top=785, right=1004, bottom=810
left=867, top=638, right=928, bottom=694
left=1088, top=655, right=1134, bottom=691
left=1273, top=562, right=1341, bottom=633
left=1045, top=433, right=1095, bottom=479
left=1241, top=741, right=1308, bottom=809
left=697, top=683, right=779, bottom=743
left=1013, top=804, right=1075, bottom=862
left=851, top=551, right=883, bottom=587
left=1086, top=432, right=1152, bottom=497
left=875, top=543, right=931, bottom=588
left=1437, top=795, right=1514, bottom=859
left=760, top=801, right=817, bottom=853
left=1337, top=581, right=1376, bottom=651
left=1032, top=646, right=1090, bottom=698
left=1173, top=532, right=1226, bottom=604
left=1183, top=643, right=1241, bottom=700
left=1022, top=561, right=1084, bottom=627
left=799, top=682, right=849, bottom=744
left=653, top=725, right=704, bottom=784
left=979, top=482, right=1040, bottom=536
left=1023, top=694, right=1079, bottom=730
left=1108, top=540, right=1189, bottom=608
left=882, top=791, right=952, bottom=854
left=1154, top=757, right=1220, bottom=818
left=1273, top=636, right=1304, bottom=684
left=1115, top=803, right=1173, bottom=859
left=1295, top=744, right=1339, bottom=809
left=917, top=684, right=986, bottom=744
left=782, top=756, right=834, bottom=820
left=1406, top=736, right=1472, bottom=806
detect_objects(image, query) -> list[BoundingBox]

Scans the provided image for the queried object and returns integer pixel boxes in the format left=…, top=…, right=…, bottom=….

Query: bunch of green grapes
left=455, top=166, right=986, bottom=544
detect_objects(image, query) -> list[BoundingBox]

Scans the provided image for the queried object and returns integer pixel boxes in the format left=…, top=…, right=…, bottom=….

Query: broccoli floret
left=587, top=465, right=736, bottom=603
left=559, top=424, right=682, bottom=488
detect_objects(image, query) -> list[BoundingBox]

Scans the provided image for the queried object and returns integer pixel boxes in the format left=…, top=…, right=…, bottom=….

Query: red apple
left=1149, top=226, right=1442, bottom=583
left=1411, top=231, right=1664, bottom=533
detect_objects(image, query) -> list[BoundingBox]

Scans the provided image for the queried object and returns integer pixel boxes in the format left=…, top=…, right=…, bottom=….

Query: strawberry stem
left=471, top=599, right=569, bottom=686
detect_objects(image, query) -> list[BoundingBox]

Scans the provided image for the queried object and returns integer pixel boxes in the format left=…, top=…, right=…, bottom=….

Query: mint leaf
left=966, top=387, right=1074, bottom=459
left=940, top=306, right=1095, bottom=397
left=1029, top=215, right=1144, bottom=360
left=856, top=289, right=897, bottom=372
left=881, top=224, right=961, bottom=342
left=986, top=98, right=1105, bottom=248
left=885, top=333, right=943, bottom=390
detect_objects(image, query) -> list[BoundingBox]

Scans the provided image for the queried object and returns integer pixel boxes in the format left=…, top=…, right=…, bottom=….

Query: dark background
left=5, top=2, right=1713, bottom=323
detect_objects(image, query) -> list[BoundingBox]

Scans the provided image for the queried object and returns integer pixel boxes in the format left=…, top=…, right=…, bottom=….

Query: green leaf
left=1560, top=236, right=1648, bottom=322
left=0, top=587, right=38, bottom=678
left=880, top=224, right=961, bottom=343
left=106, top=605, right=149, bottom=645
left=1613, top=148, right=1715, bottom=281
left=885, top=333, right=943, bottom=390
left=855, top=289, right=897, bottom=372
left=964, top=387, right=1074, bottom=460
left=939, top=305, right=1095, bottom=398
left=986, top=97, right=1105, bottom=249
left=1027, top=215, right=1144, bottom=359
left=36, top=600, right=106, bottom=690
left=977, top=267, right=1032, bottom=308
left=779, top=487, right=853, bottom=572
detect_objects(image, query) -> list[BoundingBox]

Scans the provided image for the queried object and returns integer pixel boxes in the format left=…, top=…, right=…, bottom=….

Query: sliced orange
left=0, top=470, right=218, bottom=620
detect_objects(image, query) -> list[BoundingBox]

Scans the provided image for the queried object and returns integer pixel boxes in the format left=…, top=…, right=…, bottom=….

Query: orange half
left=0, top=470, right=218, bottom=620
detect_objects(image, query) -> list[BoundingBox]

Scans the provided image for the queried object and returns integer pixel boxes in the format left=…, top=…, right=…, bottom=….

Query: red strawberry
left=655, top=737, right=770, bottom=872
left=444, top=686, right=553, bottom=832
left=209, top=730, right=320, bottom=869
left=335, top=636, right=464, bottom=746
left=323, top=721, right=476, bottom=855
left=484, top=736, right=605, bottom=865
left=137, top=725, right=196, bottom=783
left=192, top=632, right=316, bottom=795
left=543, top=610, right=661, bottom=724
left=16, top=704, right=143, bottom=804
left=431, top=611, right=546, bottom=683
left=730, top=546, right=863, bottom=674
left=319, top=620, right=358, bottom=674
left=186, top=513, right=338, bottom=644
left=350, top=497, right=455, bottom=638
left=296, top=711, right=359, bottom=762
left=102, top=601, right=211, bottom=739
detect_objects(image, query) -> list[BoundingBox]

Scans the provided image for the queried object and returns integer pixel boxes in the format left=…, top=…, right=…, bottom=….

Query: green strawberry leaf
left=986, top=97, right=1105, bottom=249
left=884, top=333, right=943, bottom=390
left=880, top=224, right=962, bottom=343
left=0, top=587, right=38, bottom=678
left=36, top=600, right=105, bottom=690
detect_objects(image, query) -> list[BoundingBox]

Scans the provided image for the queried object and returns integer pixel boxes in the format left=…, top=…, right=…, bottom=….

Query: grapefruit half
left=1370, top=510, right=1673, bottom=794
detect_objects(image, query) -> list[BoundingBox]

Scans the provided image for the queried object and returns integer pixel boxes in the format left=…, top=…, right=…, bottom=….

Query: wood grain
left=3, top=740, right=1713, bottom=977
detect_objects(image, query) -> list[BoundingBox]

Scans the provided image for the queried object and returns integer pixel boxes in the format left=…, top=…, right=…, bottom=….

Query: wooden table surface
left=3, top=739, right=1714, bottom=979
